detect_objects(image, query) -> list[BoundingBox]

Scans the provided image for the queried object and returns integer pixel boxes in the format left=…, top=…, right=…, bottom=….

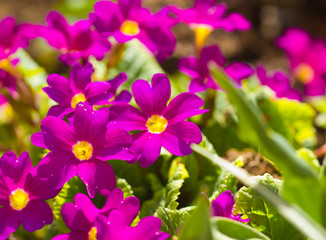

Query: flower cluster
left=53, top=189, right=169, bottom=240
left=1, top=0, right=325, bottom=239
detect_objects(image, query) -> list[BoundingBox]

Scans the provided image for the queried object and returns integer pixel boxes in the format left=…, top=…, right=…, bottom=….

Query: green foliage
left=234, top=174, right=305, bottom=239
left=116, top=177, right=134, bottom=198
left=52, top=177, right=86, bottom=233
left=155, top=206, right=194, bottom=236
left=210, top=217, right=271, bottom=240
left=211, top=67, right=324, bottom=225
left=178, top=194, right=212, bottom=240
left=258, top=98, right=317, bottom=149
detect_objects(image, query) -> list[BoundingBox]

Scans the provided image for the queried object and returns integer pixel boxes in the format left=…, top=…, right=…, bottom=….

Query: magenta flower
left=0, top=151, right=59, bottom=239
left=53, top=190, right=168, bottom=240
left=89, top=0, right=176, bottom=61
left=167, top=0, right=250, bottom=48
left=179, top=45, right=254, bottom=92
left=107, top=73, right=208, bottom=167
left=276, top=28, right=326, bottom=97
left=31, top=102, right=134, bottom=198
left=210, top=191, right=248, bottom=223
left=0, top=16, right=36, bottom=61
left=40, top=11, right=111, bottom=66
left=256, top=65, right=302, bottom=101
left=44, top=62, right=130, bottom=118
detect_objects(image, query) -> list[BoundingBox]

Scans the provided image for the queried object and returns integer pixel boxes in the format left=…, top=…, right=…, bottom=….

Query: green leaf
left=234, top=174, right=304, bottom=240
left=155, top=206, right=194, bottom=236
left=210, top=217, right=271, bottom=240
left=192, top=144, right=326, bottom=240
left=116, top=178, right=134, bottom=198
left=165, top=158, right=189, bottom=210
left=211, top=67, right=323, bottom=224
left=178, top=194, right=212, bottom=240
left=258, top=98, right=317, bottom=148
left=139, top=173, right=165, bottom=218
left=52, top=177, right=85, bottom=233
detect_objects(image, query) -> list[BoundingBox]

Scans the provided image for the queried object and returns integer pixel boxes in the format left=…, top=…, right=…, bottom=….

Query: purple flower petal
left=47, top=105, right=74, bottom=118
left=70, top=62, right=93, bottom=93
left=163, top=92, right=207, bottom=124
left=107, top=103, right=147, bottom=132
left=90, top=1, right=123, bottom=35
left=131, top=216, right=166, bottom=239
left=31, top=132, right=46, bottom=148
left=161, top=121, right=202, bottom=156
left=94, top=128, right=134, bottom=161
left=114, top=90, right=132, bottom=103
left=73, top=102, right=109, bottom=142
left=179, top=57, right=201, bottom=79
left=118, top=196, right=140, bottom=226
left=77, top=160, right=116, bottom=198
left=0, top=207, right=20, bottom=240
left=0, top=151, right=33, bottom=188
left=43, top=73, right=72, bottom=106
left=130, top=131, right=161, bottom=167
left=62, top=193, right=99, bottom=231
left=107, top=72, right=128, bottom=94
left=21, top=199, right=53, bottom=231
left=132, top=74, right=171, bottom=116
left=224, top=62, right=254, bottom=82
left=37, top=151, right=78, bottom=189
left=85, top=81, right=112, bottom=105
left=40, top=116, right=76, bottom=151
left=210, top=190, right=234, bottom=218
left=52, top=232, right=88, bottom=240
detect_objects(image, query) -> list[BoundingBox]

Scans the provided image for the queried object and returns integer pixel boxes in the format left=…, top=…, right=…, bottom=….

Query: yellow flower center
left=191, top=24, right=213, bottom=50
left=71, top=93, right=87, bottom=109
left=120, top=20, right=140, bottom=36
left=88, top=227, right=97, bottom=240
left=0, top=58, right=18, bottom=78
left=294, top=63, right=314, bottom=84
left=146, top=115, right=168, bottom=134
left=73, top=141, right=93, bottom=161
left=9, top=188, right=29, bottom=211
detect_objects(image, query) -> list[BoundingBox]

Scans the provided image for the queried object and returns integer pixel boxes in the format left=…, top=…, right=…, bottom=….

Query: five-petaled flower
left=179, top=45, right=254, bottom=92
left=107, top=73, right=208, bottom=167
left=40, top=11, right=111, bottom=66
left=256, top=65, right=302, bottom=101
left=31, top=102, right=134, bottom=198
left=43, top=62, right=131, bottom=119
left=52, top=189, right=169, bottom=240
left=167, top=0, right=251, bottom=49
left=276, top=28, right=326, bottom=97
left=0, top=152, right=59, bottom=239
left=89, top=0, right=176, bottom=62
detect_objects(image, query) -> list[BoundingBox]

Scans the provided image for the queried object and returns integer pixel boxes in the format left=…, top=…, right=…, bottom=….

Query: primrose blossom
left=108, top=73, right=208, bottom=167
left=43, top=62, right=131, bottom=119
left=210, top=190, right=248, bottom=223
left=31, top=102, right=134, bottom=198
left=0, top=152, right=59, bottom=239
left=276, top=28, right=326, bottom=97
left=53, top=189, right=169, bottom=240
left=179, top=45, right=254, bottom=92
left=256, top=65, right=302, bottom=101
left=40, top=11, right=111, bottom=66
left=167, top=0, right=251, bottom=48
left=89, top=0, right=176, bottom=62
